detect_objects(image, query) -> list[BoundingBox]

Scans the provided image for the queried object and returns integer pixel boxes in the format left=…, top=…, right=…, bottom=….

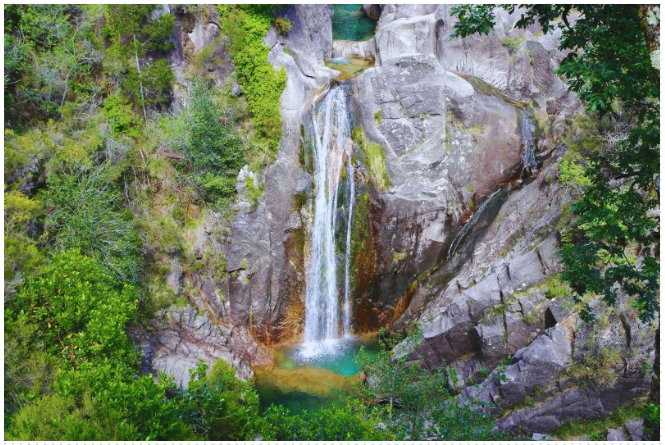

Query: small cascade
left=447, top=190, right=500, bottom=260
left=521, top=108, right=538, bottom=175
left=303, top=85, right=356, bottom=345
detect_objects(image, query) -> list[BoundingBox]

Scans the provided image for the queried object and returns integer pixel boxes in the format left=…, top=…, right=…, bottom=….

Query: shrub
left=352, top=325, right=511, bottom=440
left=6, top=250, right=141, bottom=377
left=274, top=17, right=292, bottom=35
left=5, top=392, right=137, bottom=441
left=43, top=169, right=142, bottom=282
left=184, top=81, right=244, bottom=175
left=102, top=5, right=175, bottom=113
left=4, top=188, right=46, bottom=295
left=180, top=359, right=263, bottom=440
left=502, top=35, right=525, bottom=52
left=263, top=401, right=393, bottom=441
left=180, top=80, right=246, bottom=205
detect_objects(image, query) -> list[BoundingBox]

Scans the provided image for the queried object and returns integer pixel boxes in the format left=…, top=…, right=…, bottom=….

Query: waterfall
left=303, top=86, right=355, bottom=344
left=521, top=109, right=537, bottom=175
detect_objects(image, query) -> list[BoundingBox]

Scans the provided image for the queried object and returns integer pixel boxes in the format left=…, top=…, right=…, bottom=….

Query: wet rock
left=361, top=4, right=382, bottom=21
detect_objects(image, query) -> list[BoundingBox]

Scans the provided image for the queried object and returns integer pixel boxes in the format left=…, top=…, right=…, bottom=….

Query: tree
left=452, top=4, right=659, bottom=439
left=181, top=80, right=246, bottom=205
left=6, top=250, right=140, bottom=378
left=102, top=5, right=175, bottom=116
left=4, top=5, right=102, bottom=127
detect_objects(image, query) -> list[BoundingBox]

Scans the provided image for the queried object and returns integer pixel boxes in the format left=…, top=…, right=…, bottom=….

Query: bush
left=180, top=360, right=264, bottom=440
left=274, top=17, right=292, bottom=35
left=43, top=168, right=142, bottom=282
left=263, top=401, right=393, bottom=441
left=352, top=325, right=511, bottom=440
left=184, top=81, right=244, bottom=175
left=6, top=250, right=140, bottom=378
left=5, top=392, right=137, bottom=441
left=4, top=188, right=46, bottom=295
left=103, top=5, right=175, bottom=113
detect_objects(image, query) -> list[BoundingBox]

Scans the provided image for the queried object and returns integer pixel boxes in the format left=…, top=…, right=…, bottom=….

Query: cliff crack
left=535, top=247, right=548, bottom=274
left=619, top=313, right=632, bottom=349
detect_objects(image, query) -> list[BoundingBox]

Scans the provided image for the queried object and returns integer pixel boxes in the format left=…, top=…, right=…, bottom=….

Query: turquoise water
left=325, top=56, right=374, bottom=80
left=332, top=4, right=377, bottom=41
left=255, top=336, right=379, bottom=413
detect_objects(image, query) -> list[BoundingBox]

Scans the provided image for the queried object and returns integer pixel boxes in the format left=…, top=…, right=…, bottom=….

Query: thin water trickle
left=521, top=109, right=538, bottom=175
left=447, top=190, right=501, bottom=260
left=303, top=86, right=355, bottom=344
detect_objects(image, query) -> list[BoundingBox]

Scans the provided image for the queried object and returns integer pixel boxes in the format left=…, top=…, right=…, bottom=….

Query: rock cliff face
left=141, top=4, right=654, bottom=429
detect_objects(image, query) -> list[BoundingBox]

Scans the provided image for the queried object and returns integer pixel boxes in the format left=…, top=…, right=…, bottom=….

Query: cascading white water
left=303, top=86, right=355, bottom=345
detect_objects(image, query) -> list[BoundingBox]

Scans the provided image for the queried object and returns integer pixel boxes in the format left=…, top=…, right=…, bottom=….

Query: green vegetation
left=3, top=4, right=283, bottom=439
left=502, top=35, right=525, bottom=52
left=218, top=5, right=287, bottom=152
left=274, top=17, right=292, bottom=35
left=181, top=80, right=245, bottom=206
left=263, top=401, right=392, bottom=441
left=455, top=73, right=526, bottom=109
left=554, top=401, right=645, bottom=440
left=352, top=126, right=390, bottom=190
left=43, top=169, right=142, bottom=282
left=352, top=326, right=515, bottom=440
left=373, top=109, right=383, bottom=125
left=453, top=5, right=659, bottom=322
left=102, top=5, right=175, bottom=115
left=245, top=175, right=265, bottom=209
left=4, top=5, right=103, bottom=128
left=393, top=251, right=407, bottom=265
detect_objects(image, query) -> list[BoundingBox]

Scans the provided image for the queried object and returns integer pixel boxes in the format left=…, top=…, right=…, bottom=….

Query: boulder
left=606, top=428, right=628, bottom=441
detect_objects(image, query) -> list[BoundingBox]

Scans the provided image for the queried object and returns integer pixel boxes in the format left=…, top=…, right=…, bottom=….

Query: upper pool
left=332, top=4, right=377, bottom=41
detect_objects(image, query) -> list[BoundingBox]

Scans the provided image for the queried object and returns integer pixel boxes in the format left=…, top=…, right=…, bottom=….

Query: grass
left=502, top=35, right=525, bottom=52
left=374, top=109, right=383, bottom=125
left=565, top=347, right=623, bottom=386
